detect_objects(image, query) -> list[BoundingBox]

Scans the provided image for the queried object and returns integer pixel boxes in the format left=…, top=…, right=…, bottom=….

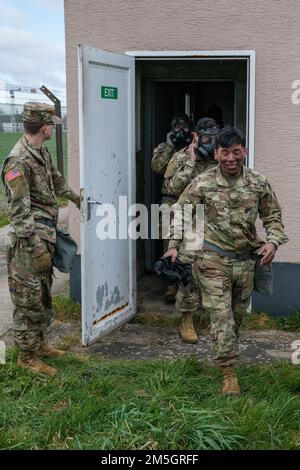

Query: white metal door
left=78, top=45, right=136, bottom=346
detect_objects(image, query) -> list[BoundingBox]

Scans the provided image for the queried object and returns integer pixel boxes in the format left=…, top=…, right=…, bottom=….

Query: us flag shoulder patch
left=6, top=169, right=22, bottom=182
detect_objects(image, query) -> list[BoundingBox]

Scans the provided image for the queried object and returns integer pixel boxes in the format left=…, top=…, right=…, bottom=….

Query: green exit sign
left=101, top=86, right=118, bottom=99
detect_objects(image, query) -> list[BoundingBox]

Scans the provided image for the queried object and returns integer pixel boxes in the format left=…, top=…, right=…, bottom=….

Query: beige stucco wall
left=64, top=0, right=300, bottom=263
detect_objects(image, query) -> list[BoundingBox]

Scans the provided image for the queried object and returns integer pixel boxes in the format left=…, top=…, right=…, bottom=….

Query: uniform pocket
left=253, top=262, right=273, bottom=295
left=5, top=232, right=16, bottom=264
left=241, top=283, right=254, bottom=300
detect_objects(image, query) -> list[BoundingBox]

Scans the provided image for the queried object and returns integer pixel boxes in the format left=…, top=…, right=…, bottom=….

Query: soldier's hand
left=191, top=131, right=199, bottom=145
left=74, top=195, right=80, bottom=209
left=164, top=247, right=178, bottom=263
left=33, top=251, right=52, bottom=273
left=185, top=139, right=198, bottom=161
left=166, top=131, right=175, bottom=148
left=257, top=243, right=277, bottom=265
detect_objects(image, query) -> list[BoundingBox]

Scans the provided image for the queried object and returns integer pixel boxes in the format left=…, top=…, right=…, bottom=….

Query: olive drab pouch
left=253, top=260, right=273, bottom=295
left=54, top=226, right=78, bottom=273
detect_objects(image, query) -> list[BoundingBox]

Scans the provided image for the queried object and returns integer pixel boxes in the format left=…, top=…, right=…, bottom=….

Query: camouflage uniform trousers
left=160, top=195, right=178, bottom=253
left=7, top=238, right=55, bottom=360
left=176, top=250, right=202, bottom=314
left=192, top=248, right=256, bottom=367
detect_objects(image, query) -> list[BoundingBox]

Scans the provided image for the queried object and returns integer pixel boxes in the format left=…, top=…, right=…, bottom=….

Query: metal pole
left=10, top=90, right=16, bottom=131
left=40, top=85, right=64, bottom=176
left=185, top=92, right=190, bottom=117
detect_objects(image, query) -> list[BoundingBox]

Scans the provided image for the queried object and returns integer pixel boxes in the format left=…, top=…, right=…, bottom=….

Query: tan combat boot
left=179, top=312, right=198, bottom=344
left=222, top=366, right=240, bottom=395
left=38, top=332, right=66, bottom=358
left=17, top=353, right=57, bottom=376
left=37, top=345, right=66, bottom=358
left=164, top=284, right=178, bottom=303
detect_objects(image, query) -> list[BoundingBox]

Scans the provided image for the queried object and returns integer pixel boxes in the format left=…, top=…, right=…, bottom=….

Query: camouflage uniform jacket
left=151, top=142, right=175, bottom=175
left=163, top=148, right=217, bottom=198
left=1, top=135, right=78, bottom=254
left=168, top=164, right=289, bottom=253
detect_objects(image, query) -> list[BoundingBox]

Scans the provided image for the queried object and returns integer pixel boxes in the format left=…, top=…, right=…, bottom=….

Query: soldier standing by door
left=1, top=102, right=80, bottom=376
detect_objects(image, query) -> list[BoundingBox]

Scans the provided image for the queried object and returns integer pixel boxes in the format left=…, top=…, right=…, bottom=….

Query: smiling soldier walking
left=165, top=127, right=289, bottom=394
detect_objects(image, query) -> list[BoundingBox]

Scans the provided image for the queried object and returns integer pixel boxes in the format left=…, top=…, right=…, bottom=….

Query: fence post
left=40, top=85, right=64, bottom=176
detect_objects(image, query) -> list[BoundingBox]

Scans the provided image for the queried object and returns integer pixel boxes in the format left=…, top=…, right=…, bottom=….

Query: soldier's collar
left=21, top=135, right=46, bottom=165
left=216, top=164, right=246, bottom=187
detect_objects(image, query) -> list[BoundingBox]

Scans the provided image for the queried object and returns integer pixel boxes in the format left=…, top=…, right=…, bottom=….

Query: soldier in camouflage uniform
left=151, top=113, right=193, bottom=303
left=1, top=102, right=80, bottom=376
left=165, top=127, right=288, bottom=394
left=151, top=113, right=193, bottom=180
left=163, top=118, right=218, bottom=344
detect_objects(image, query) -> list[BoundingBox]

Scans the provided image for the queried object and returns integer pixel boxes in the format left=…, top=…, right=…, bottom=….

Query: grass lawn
left=0, top=131, right=68, bottom=173
left=0, top=215, right=8, bottom=228
left=0, top=352, right=300, bottom=450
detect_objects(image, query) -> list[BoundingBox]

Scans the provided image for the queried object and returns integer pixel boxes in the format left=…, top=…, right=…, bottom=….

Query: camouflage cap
left=22, top=102, right=62, bottom=125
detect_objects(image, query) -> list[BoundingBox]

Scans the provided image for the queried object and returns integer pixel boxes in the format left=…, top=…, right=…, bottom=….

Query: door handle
left=87, top=196, right=102, bottom=221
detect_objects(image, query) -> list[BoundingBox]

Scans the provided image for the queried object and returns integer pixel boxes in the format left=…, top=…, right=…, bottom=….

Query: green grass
left=276, top=311, right=300, bottom=332
left=243, top=311, right=300, bottom=332
left=53, top=295, right=81, bottom=323
left=0, top=354, right=299, bottom=450
left=0, top=215, right=8, bottom=227
left=0, top=131, right=68, bottom=171
left=51, top=293, right=300, bottom=333
left=133, top=308, right=300, bottom=333
left=56, top=334, right=81, bottom=351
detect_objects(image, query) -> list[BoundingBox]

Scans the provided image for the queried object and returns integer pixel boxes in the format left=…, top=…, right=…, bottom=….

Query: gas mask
left=197, top=129, right=218, bottom=160
left=169, top=128, right=192, bottom=150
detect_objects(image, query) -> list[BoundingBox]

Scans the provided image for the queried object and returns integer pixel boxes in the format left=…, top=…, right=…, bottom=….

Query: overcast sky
left=0, top=0, right=66, bottom=94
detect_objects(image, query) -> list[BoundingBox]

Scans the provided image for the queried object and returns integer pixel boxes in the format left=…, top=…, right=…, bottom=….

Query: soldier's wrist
left=268, top=240, right=279, bottom=250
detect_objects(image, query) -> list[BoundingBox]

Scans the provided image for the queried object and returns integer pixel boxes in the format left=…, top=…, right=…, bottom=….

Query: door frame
left=127, top=50, right=255, bottom=272
left=143, top=77, right=239, bottom=271
left=126, top=50, right=255, bottom=168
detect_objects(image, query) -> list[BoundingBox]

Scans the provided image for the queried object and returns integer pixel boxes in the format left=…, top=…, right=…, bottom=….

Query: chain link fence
left=0, top=102, right=67, bottom=132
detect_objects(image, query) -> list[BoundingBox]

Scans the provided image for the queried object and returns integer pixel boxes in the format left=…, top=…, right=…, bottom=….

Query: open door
left=78, top=45, right=136, bottom=346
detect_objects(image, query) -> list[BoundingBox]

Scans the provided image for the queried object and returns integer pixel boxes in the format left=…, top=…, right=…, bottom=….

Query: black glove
left=166, top=131, right=175, bottom=148
left=155, top=256, right=192, bottom=286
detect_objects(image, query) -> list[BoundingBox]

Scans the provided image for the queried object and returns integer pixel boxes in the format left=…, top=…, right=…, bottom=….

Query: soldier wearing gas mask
left=162, top=117, right=218, bottom=343
left=151, top=113, right=193, bottom=176
left=196, top=117, right=218, bottom=162
left=152, top=113, right=193, bottom=303
left=166, top=114, right=194, bottom=150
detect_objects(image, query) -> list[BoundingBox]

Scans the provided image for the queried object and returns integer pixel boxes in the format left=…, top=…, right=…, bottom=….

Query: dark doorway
left=153, top=80, right=235, bottom=205
left=136, top=59, right=248, bottom=274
